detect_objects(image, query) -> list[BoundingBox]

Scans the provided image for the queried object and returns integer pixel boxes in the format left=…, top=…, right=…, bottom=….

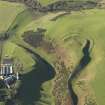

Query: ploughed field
left=0, top=0, right=105, bottom=105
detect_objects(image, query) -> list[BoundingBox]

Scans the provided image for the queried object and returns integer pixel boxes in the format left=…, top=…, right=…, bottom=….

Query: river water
left=68, top=40, right=91, bottom=105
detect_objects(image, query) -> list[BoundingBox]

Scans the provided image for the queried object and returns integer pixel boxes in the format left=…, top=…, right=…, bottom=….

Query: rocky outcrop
left=98, top=0, right=105, bottom=8
left=2, top=0, right=98, bottom=12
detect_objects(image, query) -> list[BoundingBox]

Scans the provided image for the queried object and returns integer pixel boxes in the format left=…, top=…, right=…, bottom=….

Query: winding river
left=5, top=44, right=56, bottom=105
left=68, top=39, right=91, bottom=105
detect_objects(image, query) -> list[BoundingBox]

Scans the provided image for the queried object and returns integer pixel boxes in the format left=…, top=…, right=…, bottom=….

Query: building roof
left=0, top=64, right=13, bottom=76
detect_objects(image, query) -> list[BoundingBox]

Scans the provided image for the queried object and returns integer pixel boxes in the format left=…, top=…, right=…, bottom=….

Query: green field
left=0, top=1, right=25, bottom=32
left=16, top=9, right=105, bottom=105
left=0, top=0, right=105, bottom=105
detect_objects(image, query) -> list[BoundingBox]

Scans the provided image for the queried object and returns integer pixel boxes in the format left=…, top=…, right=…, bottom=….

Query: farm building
left=0, top=64, right=13, bottom=76
left=0, top=58, right=13, bottom=76
left=0, top=58, right=19, bottom=88
left=4, top=75, right=16, bottom=88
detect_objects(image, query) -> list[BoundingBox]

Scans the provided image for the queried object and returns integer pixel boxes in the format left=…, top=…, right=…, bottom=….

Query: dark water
left=68, top=40, right=91, bottom=105
left=6, top=44, right=56, bottom=105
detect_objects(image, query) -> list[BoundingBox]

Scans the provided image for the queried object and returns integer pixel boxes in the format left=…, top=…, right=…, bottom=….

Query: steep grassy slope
left=2, top=41, right=35, bottom=70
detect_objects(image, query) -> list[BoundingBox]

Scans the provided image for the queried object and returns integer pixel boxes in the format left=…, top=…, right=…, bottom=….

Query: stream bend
left=68, top=39, right=91, bottom=105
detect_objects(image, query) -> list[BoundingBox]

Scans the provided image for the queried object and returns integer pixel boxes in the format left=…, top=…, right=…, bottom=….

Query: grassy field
left=0, top=0, right=105, bottom=105
left=0, top=1, right=25, bottom=32
left=13, top=8, right=105, bottom=105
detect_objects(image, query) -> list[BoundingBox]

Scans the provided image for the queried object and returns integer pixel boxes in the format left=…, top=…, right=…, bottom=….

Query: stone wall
left=40, top=1, right=97, bottom=12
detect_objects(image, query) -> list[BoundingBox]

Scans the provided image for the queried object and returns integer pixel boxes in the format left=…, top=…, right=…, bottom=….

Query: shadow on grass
left=14, top=45, right=56, bottom=105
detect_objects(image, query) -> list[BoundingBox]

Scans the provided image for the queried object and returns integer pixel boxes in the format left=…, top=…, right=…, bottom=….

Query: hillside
left=0, top=0, right=105, bottom=105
